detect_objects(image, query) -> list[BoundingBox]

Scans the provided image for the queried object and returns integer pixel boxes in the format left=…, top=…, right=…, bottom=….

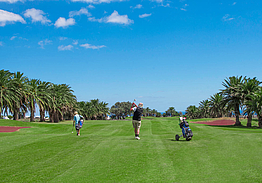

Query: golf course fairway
left=0, top=117, right=262, bottom=183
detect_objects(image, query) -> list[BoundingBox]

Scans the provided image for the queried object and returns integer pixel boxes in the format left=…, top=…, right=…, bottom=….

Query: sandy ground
left=0, top=126, right=31, bottom=133
left=191, top=119, right=235, bottom=126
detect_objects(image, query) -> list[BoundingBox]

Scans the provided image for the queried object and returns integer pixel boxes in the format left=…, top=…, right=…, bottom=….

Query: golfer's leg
left=136, top=128, right=140, bottom=135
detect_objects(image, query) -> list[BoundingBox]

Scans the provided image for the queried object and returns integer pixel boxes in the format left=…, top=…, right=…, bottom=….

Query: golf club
left=131, top=99, right=136, bottom=108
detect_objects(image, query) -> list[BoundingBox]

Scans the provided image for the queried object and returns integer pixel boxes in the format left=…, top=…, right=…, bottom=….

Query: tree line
left=0, top=69, right=77, bottom=122
left=185, top=76, right=262, bottom=128
left=0, top=69, right=181, bottom=122
left=109, top=102, right=180, bottom=119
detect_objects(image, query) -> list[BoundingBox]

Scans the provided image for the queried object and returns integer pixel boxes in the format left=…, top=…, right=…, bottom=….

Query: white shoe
left=135, top=136, right=140, bottom=140
left=78, top=134, right=80, bottom=136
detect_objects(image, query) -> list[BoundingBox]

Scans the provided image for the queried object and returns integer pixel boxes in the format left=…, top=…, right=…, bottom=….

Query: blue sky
left=1, top=0, right=262, bottom=112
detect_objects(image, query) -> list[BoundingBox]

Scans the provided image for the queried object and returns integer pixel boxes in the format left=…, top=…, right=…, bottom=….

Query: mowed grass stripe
left=0, top=124, right=110, bottom=182
left=51, top=119, right=177, bottom=183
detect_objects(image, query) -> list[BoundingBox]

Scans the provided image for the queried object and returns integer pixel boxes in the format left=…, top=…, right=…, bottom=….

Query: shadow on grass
left=206, top=124, right=262, bottom=130
left=169, top=138, right=192, bottom=142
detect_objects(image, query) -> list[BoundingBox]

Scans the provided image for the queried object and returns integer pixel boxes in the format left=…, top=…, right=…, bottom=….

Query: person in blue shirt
left=73, top=111, right=81, bottom=136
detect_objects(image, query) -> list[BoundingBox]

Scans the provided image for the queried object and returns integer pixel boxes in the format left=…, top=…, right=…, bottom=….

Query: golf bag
left=176, top=119, right=193, bottom=141
left=79, top=116, right=84, bottom=128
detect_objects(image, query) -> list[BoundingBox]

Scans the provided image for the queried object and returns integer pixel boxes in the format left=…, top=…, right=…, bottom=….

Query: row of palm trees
left=77, top=99, right=109, bottom=120
left=0, top=69, right=77, bottom=122
left=185, top=76, right=262, bottom=127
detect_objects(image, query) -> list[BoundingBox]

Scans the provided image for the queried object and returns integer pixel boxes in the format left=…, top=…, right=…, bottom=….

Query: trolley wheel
left=186, top=137, right=192, bottom=141
left=175, top=134, right=180, bottom=141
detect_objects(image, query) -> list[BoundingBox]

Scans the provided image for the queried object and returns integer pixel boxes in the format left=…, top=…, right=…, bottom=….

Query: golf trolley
left=175, top=118, right=193, bottom=141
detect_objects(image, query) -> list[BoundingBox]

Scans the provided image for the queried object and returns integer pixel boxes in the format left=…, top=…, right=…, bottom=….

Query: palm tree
left=48, top=84, right=77, bottom=122
left=90, top=99, right=100, bottom=120
left=37, top=81, right=52, bottom=122
left=209, top=93, right=224, bottom=118
left=151, top=109, right=157, bottom=117
left=185, top=105, right=199, bottom=119
left=110, top=101, right=124, bottom=120
left=12, top=71, right=29, bottom=120
left=98, top=101, right=109, bottom=119
left=145, top=107, right=151, bottom=117
left=166, top=107, right=177, bottom=117
left=221, top=76, right=245, bottom=126
left=27, top=79, right=47, bottom=122
left=199, top=100, right=210, bottom=118
left=241, top=77, right=261, bottom=127
left=247, top=87, right=262, bottom=128
left=0, top=70, right=18, bottom=117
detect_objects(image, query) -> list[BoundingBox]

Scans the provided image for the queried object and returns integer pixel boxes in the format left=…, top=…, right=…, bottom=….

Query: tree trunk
left=234, top=105, right=241, bottom=126
left=60, top=113, right=64, bottom=121
left=40, top=109, right=45, bottom=122
left=247, top=113, right=252, bottom=127
left=13, top=108, right=19, bottom=120
left=50, top=111, right=54, bottom=123
left=30, top=107, right=34, bottom=122
left=53, top=112, right=59, bottom=123
left=258, top=115, right=262, bottom=128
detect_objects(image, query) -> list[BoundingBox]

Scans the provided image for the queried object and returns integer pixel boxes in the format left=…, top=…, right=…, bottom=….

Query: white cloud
left=59, top=37, right=67, bottom=40
left=71, top=0, right=124, bottom=4
left=38, top=39, right=52, bottom=49
left=87, top=5, right=95, bottom=8
left=10, top=35, right=28, bottom=41
left=10, top=36, right=17, bottom=40
left=80, top=43, right=106, bottom=49
left=73, top=40, right=78, bottom=45
left=223, top=14, right=234, bottom=21
left=232, top=2, right=236, bottom=5
left=24, top=8, right=51, bottom=24
left=162, top=3, right=170, bottom=7
left=0, top=0, right=24, bottom=3
left=151, top=0, right=169, bottom=7
left=0, top=41, right=3, bottom=46
left=139, top=13, right=151, bottom=18
left=88, top=17, right=103, bottom=23
left=0, top=9, right=26, bottom=26
left=132, top=4, right=142, bottom=9
left=69, top=7, right=91, bottom=17
left=58, top=45, right=73, bottom=51
left=180, top=8, right=186, bottom=11
left=54, top=17, right=75, bottom=28
left=106, top=10, right=133, bottom=25
left=88, top=10, right=133, bottom=25
left=151, top=0, right=163, bottom=2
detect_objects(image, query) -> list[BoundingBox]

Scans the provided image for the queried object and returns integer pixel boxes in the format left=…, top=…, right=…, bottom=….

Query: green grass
left=1, top=117, right=262, bottom=183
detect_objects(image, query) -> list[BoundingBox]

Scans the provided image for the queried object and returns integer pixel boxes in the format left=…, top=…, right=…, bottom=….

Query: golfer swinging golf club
left=130, top=101, right=144, bottom=140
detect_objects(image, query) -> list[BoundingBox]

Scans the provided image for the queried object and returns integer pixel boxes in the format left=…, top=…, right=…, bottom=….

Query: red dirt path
left=0, top=126, right=31, bottom=133
left=192, top=119, right=235, bottom=126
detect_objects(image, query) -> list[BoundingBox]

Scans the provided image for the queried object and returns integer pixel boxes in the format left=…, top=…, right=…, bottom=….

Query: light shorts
left=132, top=120, right=141, bottom=129
left=75, top=124, right=82, bottom=130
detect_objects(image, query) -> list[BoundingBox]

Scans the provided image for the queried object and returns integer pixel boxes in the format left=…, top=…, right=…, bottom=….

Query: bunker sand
left=192, top=119, right=235, bottom=126
left=0, top=126, right=31, bottom=133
